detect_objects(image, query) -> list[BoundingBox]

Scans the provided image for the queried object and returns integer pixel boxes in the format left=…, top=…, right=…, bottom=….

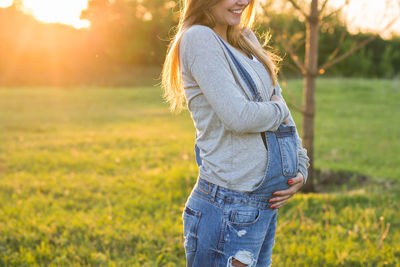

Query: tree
left=260, top=0, right=400, bottom=192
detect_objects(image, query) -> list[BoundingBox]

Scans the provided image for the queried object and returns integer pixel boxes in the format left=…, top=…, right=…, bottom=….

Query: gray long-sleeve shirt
left=179, top=24, right=310, bottom=192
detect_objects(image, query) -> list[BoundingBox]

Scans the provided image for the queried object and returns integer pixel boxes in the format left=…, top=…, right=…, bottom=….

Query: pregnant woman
left=161, top=0, right=310, bottom=266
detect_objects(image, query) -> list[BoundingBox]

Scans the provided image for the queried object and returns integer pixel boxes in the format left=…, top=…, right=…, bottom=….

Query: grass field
left=0, top=78, right=399, bottom=266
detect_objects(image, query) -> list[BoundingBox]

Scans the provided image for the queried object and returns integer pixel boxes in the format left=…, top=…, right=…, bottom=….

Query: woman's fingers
left=270, top=194, right=293, bottom=209
left=269, top=194, right=291, bottom=204
left=270, top=199, right=288, bottom=209
left=269, top=188, right=294, bottom=204
left=270, top=95, right=290, bottom=124
left=272, top=186, right=296, bottom=197
left=269, top=172, right=305, bottom=209
left=283, top=117, right=290, bottom=124
left=270, top=95, right=283, bottom=102
left=290, top=172, right=304, bottom=185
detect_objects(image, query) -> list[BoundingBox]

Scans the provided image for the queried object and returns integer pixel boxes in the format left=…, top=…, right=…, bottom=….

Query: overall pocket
left=228, top=206, right=261, bottom=227
left=182, top=205, right=202, bottom=253
left=276, top=124, right=299, bottom=177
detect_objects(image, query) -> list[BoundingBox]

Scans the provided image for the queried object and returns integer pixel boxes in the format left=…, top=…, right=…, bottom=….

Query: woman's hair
left=161, top=0, right=281, bottom=113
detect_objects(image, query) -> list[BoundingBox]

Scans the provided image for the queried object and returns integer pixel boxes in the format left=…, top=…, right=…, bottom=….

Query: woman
left=161, top=0, right=310, bottom=266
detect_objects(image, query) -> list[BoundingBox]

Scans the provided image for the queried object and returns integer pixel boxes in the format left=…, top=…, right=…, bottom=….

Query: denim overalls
left=182, top=35, right=299, bottom=267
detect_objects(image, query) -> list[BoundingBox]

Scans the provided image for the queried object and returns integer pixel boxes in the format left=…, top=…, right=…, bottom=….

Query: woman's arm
left=275, top=83, right=310, bottom=184
left=268, top=84, right=310, bottom=209
left=180, top=25, right=290, bottom=134
left=243, top=28, right=310, bottom=183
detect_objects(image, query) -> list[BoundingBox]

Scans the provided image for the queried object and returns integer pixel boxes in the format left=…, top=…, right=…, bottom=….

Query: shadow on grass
left=313, top=168, right=398, bottom=193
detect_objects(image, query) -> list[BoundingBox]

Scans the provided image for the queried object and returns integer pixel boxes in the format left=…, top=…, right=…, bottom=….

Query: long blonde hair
left=161, top=0, right=281, bottom=113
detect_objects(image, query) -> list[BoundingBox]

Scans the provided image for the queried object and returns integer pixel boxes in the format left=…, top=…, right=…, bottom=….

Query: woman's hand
left=270, top=95, right=289, bottom=124
left=269, top=172, right=304, bottom=209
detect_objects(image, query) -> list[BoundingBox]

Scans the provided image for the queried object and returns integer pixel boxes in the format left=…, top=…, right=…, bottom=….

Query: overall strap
left=217, top=36, right=295, bottom=135
left=195, top=34, right=267, bottom=167
left=217, top=35, right=268, bottom=150
left=216, top=35, right=263, bottom=102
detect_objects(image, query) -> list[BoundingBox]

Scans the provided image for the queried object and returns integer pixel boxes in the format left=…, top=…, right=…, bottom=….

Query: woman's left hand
left=269, top=172, right=304, bottom=209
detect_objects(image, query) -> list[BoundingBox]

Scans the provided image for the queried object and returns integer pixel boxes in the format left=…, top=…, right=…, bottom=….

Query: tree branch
left=319, top=0, right=330, bottom=15
left=321, top=0, right=349, bottom=21
left=285, top=62, right=303, bottom=74
left=319, top=17, right=399, bottom=72
left=275, top=33, right=307, bottom=74
left=287, top=0, right=309, bottom=19
left=294, top=38, right=305, bottom=52
left=287, top=101, right=305, bottom=115
left=324, top=28, right=347, bottom=64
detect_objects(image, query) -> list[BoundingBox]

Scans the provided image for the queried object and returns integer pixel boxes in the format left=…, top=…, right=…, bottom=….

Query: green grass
left=0, top=78, right=399, bottom=266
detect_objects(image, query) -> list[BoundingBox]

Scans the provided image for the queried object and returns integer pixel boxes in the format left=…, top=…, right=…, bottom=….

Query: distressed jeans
left=182, top=125, right=299, bottom=266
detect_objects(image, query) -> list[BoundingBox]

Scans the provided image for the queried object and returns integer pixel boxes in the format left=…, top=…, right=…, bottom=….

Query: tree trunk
left=301, top=0, right=319, bottom=192
left=301, top=74, right=316, bottom=192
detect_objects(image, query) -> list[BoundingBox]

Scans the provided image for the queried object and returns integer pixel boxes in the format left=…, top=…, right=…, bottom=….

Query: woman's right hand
left=271, top=95, right=289, bottom=124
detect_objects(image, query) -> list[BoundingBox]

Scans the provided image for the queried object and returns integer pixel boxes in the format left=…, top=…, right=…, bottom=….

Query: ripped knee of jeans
left=227, top=250, right=256, bottom=267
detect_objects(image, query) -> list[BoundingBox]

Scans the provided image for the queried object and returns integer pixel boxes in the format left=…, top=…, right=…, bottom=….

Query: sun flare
left=0, top=0, right=90, bottom=29
left=22, top=0, right=90, bottom=29
left=0, top=0, right=12, bottom=8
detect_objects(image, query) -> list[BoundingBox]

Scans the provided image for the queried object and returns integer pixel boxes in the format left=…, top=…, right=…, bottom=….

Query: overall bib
left=183, top=35, right=299, bottom=267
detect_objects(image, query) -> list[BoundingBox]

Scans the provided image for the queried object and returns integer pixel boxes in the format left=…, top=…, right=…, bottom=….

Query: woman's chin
left=228, top=20, right=241, bottom=26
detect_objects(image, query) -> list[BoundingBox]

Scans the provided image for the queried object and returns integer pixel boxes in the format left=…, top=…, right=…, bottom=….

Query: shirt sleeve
left=179, top=25, right=290, bottom=134
left=275, top=83, right=310, bottom=184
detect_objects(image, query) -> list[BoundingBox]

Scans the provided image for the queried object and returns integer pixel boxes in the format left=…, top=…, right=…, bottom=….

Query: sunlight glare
left=0, top=0, right=13, bottom=8
left=329, top=0, right=400, bottom=38
left=22, top=0, right=90, bottom=29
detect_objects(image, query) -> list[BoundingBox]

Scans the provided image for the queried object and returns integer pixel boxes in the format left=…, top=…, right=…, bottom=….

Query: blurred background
left=0, top=0, right=399, bottom=87
left=0, top=0, right=399, bottom=266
